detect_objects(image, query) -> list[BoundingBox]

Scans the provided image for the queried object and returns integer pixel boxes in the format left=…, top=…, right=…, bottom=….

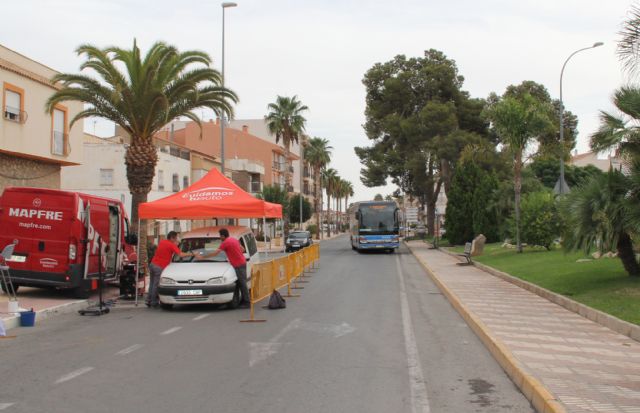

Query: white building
left=61, top=134, right=192, bottom=240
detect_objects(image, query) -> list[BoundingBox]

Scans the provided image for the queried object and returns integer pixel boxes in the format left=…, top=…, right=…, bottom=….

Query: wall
left=0, top=152, right=60, bottom=192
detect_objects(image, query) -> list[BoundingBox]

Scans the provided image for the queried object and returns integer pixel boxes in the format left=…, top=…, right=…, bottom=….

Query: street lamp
left=220, top=1, right=237, bottom=174
left=557, top=41, right=603, bottom=195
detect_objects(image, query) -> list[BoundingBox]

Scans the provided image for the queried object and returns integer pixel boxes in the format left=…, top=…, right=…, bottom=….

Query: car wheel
left=227, top=288, right=240, bottom=310
left=1, top=281, right=18, bottom=294
left=160, top=303, right=173, bottom=310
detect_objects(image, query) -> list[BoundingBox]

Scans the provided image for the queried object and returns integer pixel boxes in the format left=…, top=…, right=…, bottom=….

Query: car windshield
left=289, top=233, right=308, bottom=239
left=173, top=237, right=228, bottom=263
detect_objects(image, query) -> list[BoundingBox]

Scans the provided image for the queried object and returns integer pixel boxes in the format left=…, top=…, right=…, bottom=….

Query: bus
left=348, top=201, right=401, bottom=252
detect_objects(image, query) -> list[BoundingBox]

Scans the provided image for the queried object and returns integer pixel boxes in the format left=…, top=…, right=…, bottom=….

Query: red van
left=0, top=187, right=138, bottom=298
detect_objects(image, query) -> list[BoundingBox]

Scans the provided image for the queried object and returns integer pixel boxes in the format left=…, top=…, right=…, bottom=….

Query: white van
left=157, top=226, right=258, bottom=309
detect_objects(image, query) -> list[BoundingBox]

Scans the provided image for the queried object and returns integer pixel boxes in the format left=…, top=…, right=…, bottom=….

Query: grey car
left=285, top=231, right=312, bottom=252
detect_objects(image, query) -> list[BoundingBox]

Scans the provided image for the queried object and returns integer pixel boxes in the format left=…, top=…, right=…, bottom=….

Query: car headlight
left=359, top=237, right=368, bottom=243
left=392, top=236, right=399, bottom=242
left=207, top=277, right=224, bottom=285
left=160, top=277, right=176, bottom=285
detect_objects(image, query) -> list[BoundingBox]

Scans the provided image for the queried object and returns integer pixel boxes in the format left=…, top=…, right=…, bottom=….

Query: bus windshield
left=359, top=204, right=398, bottom=235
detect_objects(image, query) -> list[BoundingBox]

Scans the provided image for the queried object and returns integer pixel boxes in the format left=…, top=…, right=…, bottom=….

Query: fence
left=242, top=243, right=320, bottom=322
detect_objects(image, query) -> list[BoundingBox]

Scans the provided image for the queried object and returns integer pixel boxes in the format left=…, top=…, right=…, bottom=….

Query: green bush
left=306, top=224, right=319, bottom=236
left=517, top=191, right=561, bottom=250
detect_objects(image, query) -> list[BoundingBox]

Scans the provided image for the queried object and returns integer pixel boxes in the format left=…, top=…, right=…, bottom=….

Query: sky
left=2, top=0, right=634, bottom=203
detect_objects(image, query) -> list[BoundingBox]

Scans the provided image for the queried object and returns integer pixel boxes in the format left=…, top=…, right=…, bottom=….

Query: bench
left=457, top=242, right=473, bottom=266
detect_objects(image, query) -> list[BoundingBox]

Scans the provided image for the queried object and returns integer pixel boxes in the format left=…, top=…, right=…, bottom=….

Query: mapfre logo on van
left=182, top=187, right=235, bottom=202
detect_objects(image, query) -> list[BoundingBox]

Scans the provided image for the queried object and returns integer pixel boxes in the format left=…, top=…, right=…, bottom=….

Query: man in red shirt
left=196, top=228, right=249, bottom=308
left=147, top=231, right=194, bottom=308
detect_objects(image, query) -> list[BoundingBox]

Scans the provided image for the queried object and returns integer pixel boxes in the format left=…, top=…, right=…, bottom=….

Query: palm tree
left=485, top=93, right=552, bottom=252
left=46, top=40, right=237, bottom=266
left=304, top=137, right=332, bottom=238
left=344, top=181, right=354, bottom=216
left=561, top=169, right=640, bottom=276
left=591, top=86, right=640, bottom=159
left=618, top=4, right=640, bottom=77
left=321, top=168, right=338, bottom=237
left=333, top=179, right=346, bottom=230
left=265, top=95, right=308, bottom=236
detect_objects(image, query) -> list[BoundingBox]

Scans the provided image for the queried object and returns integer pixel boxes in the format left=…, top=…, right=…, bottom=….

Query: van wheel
left=1, top=282, right=18, bottom=294
left=227, top=288, right=240, bottom=310
left=160, top=303, right=173, bottom=310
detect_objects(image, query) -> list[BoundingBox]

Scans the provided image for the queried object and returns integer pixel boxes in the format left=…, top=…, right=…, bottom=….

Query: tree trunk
left=283, top=140, right=291, bottom=237
left=617, top=231, right=640, bottom=276
left=313, top=168, right=320, bottom=239
left=125, top=136, right=158, bottom=274
left=327, top=193, right=332, bottom=237
left=514, top=151, right=523, bottom=253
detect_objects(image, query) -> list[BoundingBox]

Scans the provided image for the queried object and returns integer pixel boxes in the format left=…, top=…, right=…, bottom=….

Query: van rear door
left=0, top=189, right=75, bottom=275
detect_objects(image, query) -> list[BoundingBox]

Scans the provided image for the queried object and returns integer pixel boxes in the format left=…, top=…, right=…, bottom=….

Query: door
left=105, top=205, right=120, bottom=277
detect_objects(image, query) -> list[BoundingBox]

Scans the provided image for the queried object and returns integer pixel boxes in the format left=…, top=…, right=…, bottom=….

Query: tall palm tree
left=46, top=40, right=237, bottom=266
left=618, top=4, right=640, bottom=77
left=304, top=137, right=332, bottom=238
left=343, top=181, right=354, bottom=216
left=321, top=168, right=338, bottom=237
left=265, top=95, right=308, bottom=235
left=561, top=169, right=640, bottom=276
left=333, top=179, right=345, bottom=230
left=485, top=93, right=552, bottom=252
left=591, top=86, right=640, bottom=159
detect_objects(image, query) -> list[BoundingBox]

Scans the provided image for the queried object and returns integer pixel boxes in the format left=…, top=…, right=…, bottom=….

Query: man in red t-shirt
left=147, top=231, right=194, bottom=308
left=196, top=228, right=249, bottom=308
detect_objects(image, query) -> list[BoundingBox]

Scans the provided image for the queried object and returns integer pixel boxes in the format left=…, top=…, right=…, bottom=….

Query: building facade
left=61, top=134, right=193, bottom=238
left=0, top=44, right=83, bottom=193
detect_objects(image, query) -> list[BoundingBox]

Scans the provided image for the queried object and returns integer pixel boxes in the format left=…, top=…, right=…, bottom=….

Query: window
left=183, top=176, right=189, bottom=189
left=3, top=83, right=25, bottom=123
left=158, top=170, right=164, bottom=191
left=51, top=105, right=68, bottom=156
left=172, top=173, right=180, bottom=192
left=100, top=169, right=114, bottom=186
left=246, top=234, right=258, bottom=256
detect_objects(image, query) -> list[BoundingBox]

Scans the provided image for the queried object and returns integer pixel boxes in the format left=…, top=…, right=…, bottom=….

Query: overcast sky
left=2, top=0, right=633, bottom=202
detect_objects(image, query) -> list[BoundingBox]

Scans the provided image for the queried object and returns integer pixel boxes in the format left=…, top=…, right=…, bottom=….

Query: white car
left=157, top=226, right=258, bottom=310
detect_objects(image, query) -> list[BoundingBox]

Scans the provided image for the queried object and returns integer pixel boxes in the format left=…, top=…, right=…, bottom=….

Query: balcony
left=4, top=107, right=28, bottom=124
left=51, top=131, right=70, bottom=156
left=303, top=168, right=311, bottom=178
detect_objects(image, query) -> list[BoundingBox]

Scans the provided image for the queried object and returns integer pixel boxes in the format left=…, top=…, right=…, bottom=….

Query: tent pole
left=135, top=218, right=141, bottom=307
left=263, top=216, right=267, bottom=257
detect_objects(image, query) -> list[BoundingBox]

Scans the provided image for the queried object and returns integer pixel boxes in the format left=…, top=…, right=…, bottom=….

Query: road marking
left=249, top=318, right=299, bottom=367
left=395, top=255, right=431, bottom=413
left=296, top=320, right=356, bottom=338
left=193, top=314, right=210, bottom=321
left=55, top=367, right=94, bottom=384
left=116, top=344, right=144, bottom=356
left=0, top=403, right=15, bottom=410
left=161, top=326, right=182, bottom=335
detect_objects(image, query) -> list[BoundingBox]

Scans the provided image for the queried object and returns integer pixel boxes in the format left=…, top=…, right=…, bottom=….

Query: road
left=0, top=236, right=534, bottom=413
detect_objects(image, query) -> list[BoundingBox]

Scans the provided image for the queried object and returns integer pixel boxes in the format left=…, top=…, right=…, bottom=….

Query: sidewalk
left=1, top=285, right=121, bottom=332
left=406, top=241, right=640, bottom=413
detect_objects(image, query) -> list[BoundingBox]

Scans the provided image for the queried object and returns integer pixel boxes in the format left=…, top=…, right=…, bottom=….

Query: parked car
left=285, top=230, right=312, bottom=252
left=157, top=226, right=258, bottom=309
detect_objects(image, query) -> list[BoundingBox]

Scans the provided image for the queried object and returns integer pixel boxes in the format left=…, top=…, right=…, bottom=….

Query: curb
left=405, top=242, right=566, bottom=413
left=2, top=299, right=91, bottom=331
left=438, top=246, right=640, bottom=342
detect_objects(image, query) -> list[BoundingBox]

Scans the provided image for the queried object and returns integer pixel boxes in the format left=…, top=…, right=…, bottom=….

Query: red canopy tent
left=138, top=168, right=282, bottom=219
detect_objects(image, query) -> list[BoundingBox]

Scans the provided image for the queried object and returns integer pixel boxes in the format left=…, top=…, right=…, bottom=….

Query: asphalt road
left=0, top=236, right=534, bottom=413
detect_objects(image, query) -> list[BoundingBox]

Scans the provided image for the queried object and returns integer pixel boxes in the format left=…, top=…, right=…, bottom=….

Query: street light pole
left=220, top=2, right=237, bottom=175
left=300, top=140, right=304, bottom=229
left=558, top=42, right=603, bottom=195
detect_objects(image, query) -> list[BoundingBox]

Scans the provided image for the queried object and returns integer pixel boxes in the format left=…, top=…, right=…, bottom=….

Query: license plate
left=292, top=244, right=299, bottom=247
left=177, top=289, right=203, bottom=296
left=8, top=255, right=26, bottom=263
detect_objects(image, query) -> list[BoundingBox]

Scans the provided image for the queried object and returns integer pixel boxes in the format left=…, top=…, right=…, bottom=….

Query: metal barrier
left=241, top=244, right=320, bottom=322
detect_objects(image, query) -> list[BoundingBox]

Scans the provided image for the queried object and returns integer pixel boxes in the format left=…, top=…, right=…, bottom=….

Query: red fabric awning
left=138, top=168, right=282, bottom=219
